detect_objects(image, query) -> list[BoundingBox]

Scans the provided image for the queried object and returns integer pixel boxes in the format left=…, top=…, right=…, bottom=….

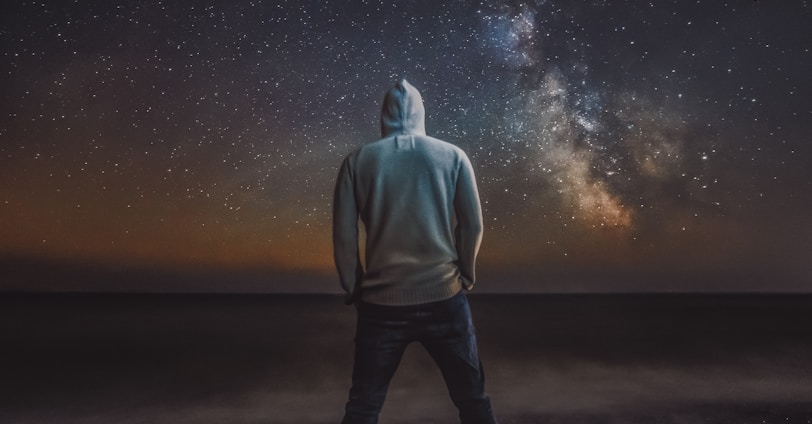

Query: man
left=333, top=79, right=496, bottom=424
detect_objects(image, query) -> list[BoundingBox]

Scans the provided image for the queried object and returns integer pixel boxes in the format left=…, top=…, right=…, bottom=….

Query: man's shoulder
left=419, top=134, right=461, bottom=148
left=415, top=135, right=469, bottom=158
left=342, top=139, right=381, bottom=163
left=347, top=135, right=469, bottom=164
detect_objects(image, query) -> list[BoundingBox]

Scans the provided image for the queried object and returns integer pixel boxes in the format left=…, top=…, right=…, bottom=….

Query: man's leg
left=421, top=292, right=496, bottom=424
left=342, top=303, right=410, bottom=424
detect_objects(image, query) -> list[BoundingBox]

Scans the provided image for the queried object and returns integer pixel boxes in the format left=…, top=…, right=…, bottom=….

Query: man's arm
left=454, top=153, right=484, bottom=290
left=332, top=157, right=364, bottom=303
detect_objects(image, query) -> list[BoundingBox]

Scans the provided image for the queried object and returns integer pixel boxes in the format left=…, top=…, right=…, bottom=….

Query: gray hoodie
left=332, top=80, right=483, bottom=306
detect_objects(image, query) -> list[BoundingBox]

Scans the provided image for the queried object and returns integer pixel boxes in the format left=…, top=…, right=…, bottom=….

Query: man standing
left=333, top=79, right=496, bottom=424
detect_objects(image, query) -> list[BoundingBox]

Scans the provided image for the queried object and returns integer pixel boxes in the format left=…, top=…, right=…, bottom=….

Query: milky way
left=1, top=1, right=810, bottom=292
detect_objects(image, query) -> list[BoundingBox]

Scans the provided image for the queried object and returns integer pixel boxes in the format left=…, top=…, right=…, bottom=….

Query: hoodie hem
left=360, top=278, right=463, bottom=306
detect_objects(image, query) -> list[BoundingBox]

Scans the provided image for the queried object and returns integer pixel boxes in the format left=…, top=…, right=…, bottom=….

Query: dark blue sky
left=1, top=0, right=810, bottom=292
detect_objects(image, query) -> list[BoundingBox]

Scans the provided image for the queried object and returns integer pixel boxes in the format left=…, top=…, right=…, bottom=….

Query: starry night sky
left=1, top=0, right=810, bottom=292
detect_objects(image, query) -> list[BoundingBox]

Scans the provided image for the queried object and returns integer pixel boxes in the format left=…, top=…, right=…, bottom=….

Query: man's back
left=332, top=80, right=483, bottom=306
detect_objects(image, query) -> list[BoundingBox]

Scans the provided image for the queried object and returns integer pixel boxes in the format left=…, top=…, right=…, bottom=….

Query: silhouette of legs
left=342, top=291, right=496, bottom=424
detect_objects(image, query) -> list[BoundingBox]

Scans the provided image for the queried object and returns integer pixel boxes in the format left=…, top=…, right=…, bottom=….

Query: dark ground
left=1, top=293, right=811, bottom=423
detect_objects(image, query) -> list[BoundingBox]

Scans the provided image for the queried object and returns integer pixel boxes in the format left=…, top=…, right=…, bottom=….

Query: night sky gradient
left=1, top=0, right=810, bottom=292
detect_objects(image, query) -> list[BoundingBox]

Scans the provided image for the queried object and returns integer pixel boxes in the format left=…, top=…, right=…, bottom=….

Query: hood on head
left=380, top=79, right=426, bottom=137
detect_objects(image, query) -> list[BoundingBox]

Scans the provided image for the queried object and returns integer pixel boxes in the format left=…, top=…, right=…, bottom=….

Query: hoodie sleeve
left=454, top=152, right=484, bottom=290
left=332, top=156, right=364, bottom=303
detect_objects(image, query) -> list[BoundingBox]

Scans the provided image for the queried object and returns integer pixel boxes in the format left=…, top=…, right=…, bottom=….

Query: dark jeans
left=342, top=290, right=496, bottom=424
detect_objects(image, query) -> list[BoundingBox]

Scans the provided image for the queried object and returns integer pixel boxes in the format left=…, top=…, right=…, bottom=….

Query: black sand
left=2, top=293, right=811, bottom=423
